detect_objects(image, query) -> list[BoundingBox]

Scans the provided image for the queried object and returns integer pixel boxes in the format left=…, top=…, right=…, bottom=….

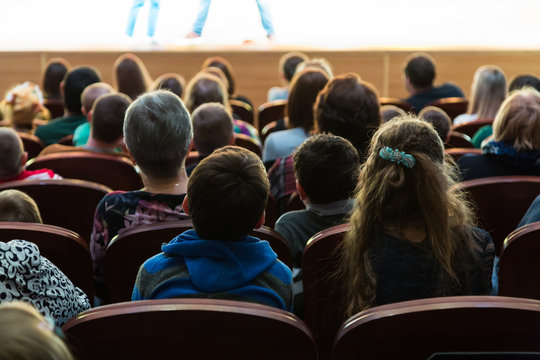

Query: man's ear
left=21, top=151, right=28, bottom=168
left=182, top=196, right=190, bottom=215
left=228, top=134, right=235, bottom=145
left=87, top=109, right=93, bottom=123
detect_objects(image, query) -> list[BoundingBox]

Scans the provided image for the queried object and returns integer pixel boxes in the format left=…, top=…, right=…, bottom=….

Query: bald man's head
left=81, top=82, right=114, bottom=114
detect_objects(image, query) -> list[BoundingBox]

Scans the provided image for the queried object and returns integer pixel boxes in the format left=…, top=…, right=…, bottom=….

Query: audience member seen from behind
left=472, top=73, right=540, bottom=148
left=275, top=134, right=359, bottom=269
left=90, top=90, right=191, bottom=291
left=381, top=105, right=406, bottom=123
left=1, top=82, right=50, bottom=133
left=187, top=102, right=234, bottom=176
left=454, top=65, right=507, bottom=126
left=0, top=301, right=74, bottom=360
left=133, top=146, right=293, bottom=311
left=337, top=117, right=494, bottom=319
left=42, top=58, right=71, bottom=103
left=267, top=51, right=308, bottom=101
left=40, top=93, right=132, bottom=158
left=403, top=52, right=464, bottom=113
left=269, top=73, right=382, bottom=202
left=72, top=82, right=114, bottom=146
left=113, top=53, right=152, bottom=101
left=34, top=66, right=101, bottom=145
left=0, top=128, right=61, bottom=184
left=419, top=106, right=452, bottom=143
left=151, top=73, right=186, bottom=98
left=184, top=72, right=259, bottom=141
left=458, top=88, right=540, bottom=181
left=0, top=190, right=90, bottom=326
left=262, top=68, right=329, bottom=166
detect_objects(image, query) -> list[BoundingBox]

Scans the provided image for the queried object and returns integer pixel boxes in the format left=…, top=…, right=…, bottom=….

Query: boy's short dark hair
left=280, top=52, right=309, bottom=82
left=91, top=93, right=132, bottom=144
left=187, top=146, right=269, bottom=240
left=418, top=106, right=452, bottom=142
left=294, top=134, right=360, bottom=204
left=404, top=53, right=436, bottom=89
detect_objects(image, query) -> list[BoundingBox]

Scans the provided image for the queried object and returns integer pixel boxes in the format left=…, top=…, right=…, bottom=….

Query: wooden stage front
left=3, top=46, right=540, bottom=124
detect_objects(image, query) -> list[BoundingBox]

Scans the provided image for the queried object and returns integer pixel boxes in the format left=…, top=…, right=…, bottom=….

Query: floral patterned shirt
left=90, top=190, right=188, bottom=283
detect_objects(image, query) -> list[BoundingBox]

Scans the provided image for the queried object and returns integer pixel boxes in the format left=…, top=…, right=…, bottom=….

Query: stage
left=1, top=0, right=540, bottom=110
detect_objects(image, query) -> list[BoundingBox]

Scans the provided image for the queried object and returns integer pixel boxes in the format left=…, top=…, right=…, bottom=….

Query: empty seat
left=258, top=99, right=286, bottom=133
left=332, top=296, right=540, bottom=360
left=427, top=98, right=468, bottom=119
left=230, top=99, right=254, bottom=125
left=62, top=298, right=318, bottom=360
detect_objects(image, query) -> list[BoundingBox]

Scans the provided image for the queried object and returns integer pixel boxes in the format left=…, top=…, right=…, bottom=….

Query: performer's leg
left=147, top=0, right=161, bottom=37
left=192, top=0, right=212, bottom=36
left=126, top=0, right=146, bottom=37
left=254, top=0, right=275, bottom=37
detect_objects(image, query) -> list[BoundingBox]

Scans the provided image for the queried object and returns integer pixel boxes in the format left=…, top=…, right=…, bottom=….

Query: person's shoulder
left=439, top=82, right=465, bottom=96
left=276, top=209, right=309, bottom=226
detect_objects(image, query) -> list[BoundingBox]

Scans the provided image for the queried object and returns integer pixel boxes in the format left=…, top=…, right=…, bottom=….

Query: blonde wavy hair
left=338, top=116, right=479, bottom=316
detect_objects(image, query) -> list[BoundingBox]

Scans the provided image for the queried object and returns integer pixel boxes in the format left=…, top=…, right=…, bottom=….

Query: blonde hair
left=339, top=116, right=478, bottom=316
left=0, top=301, right=73, bottom=360
left=0, top=189, right=42, bottom=223
left=493, top=87, right=540, bottom=151
left=468, top=65, right=507, bottom=119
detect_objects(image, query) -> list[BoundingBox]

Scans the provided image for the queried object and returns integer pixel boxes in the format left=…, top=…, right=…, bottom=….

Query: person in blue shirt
left=133, top=146, right=293, bottom=311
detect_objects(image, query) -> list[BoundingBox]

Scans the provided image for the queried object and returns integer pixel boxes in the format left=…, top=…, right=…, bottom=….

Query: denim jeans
left=192, top=0, right=274, bottom=36
left=126, top=0, right=161, bottom=37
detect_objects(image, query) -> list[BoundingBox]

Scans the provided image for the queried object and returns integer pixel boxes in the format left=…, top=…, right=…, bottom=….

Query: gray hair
left=124, top=90, right=193, bottom=179
left=0, top=128, right=23, bottom=179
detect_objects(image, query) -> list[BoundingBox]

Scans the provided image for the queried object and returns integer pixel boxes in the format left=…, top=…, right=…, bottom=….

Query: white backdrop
left=1, top=0, right=539, bottom=50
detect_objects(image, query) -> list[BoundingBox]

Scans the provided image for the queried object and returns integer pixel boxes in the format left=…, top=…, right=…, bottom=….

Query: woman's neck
left=141, top=169, right=188, bottom=195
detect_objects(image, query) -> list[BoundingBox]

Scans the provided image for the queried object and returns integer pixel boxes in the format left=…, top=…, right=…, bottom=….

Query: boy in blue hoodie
left=132, top=146, right=293, bottom=311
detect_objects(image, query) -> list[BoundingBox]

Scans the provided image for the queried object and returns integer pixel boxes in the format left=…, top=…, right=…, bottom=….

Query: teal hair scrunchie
left=378, top=147, right=416, bottom=168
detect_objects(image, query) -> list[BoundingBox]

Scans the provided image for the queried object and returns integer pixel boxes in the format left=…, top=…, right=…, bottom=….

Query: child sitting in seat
left=0, top=128, right=61, bottom=184
left=133, top=146, right=293, bottom=311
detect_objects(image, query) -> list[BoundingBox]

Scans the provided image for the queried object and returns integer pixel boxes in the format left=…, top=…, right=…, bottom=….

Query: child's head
left=185, top=146, right=269, bottom=240
left=192, top=102, right=234, bottom=156
left=0, top=128, right=26, bottom=180
left=294, top=134, right=359, bottom=204
left=418, top=106, right=452, bottom=142
left=91, top=92, right=132, bottom=145
left=0, top=189, right=42, bottom=223
left=278, top=51, right=308, bottom=83
left=3, top=82, right=46, bottom=131
left=0, top=301, right=73, bottom=360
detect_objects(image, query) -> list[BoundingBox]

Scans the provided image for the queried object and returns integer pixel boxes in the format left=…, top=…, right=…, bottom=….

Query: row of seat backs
left=60, top=296, right=540, bottom=360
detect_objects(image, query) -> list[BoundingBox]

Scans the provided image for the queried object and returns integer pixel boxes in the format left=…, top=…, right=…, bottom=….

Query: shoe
left=185, top=31, right=201, bottom=39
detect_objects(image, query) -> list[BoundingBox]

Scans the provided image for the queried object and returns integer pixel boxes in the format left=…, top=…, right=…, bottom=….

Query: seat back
left=445, top=148, right=482, bottom=162
left=62, top=299, right=317, bottom=360
left=234, top=133, right=262, bottom=158
left=332, top=296, right=540, bottom=360
left=427, top=97, right=468, bottom=119
left=57, top=134, right=74, bottom=146
left=453, top=118, right=493, bottom=137
left=0, top=179, right=112, bottom=245
left=230, top=99, right=254, bottom=125
left=446, top=131, right=474, bottom=148
left=261, top=120, right=281, bottom=145
left=27, top=151, right=143, bottom=191
left=18, top=132, right=45, bottom=159
left=105, top=221, right=293, bottom=303
left=257, top=99, right=286, bottom=133
left=499, top=221, right=540, bottom=300
left=379, top=97, right=413, bottom=112
left=303, top=223, right=349, bottom=359
left=105, top=219, right=194, bottom=303
left=455, top=176, right=540, bottom=256
left=0, top=222, right=94, bottom=304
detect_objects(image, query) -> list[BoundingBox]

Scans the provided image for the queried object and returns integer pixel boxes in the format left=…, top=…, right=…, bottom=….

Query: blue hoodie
left=132, top=230, right=293, bottom=311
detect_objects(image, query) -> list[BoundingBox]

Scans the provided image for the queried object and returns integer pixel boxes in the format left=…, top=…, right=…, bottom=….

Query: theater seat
left=427, top=98, right=468, bottom=119
left=332, top=296, right=540, bottom=360
left=18, top=132, right=45, bottom=160
left=258, top=99, right=286, bottom=133
left=62, top=299, right=318, bottom=360
left=0, top=222, right=94, bottom=304
left=27, top=151, right=143, bottom=191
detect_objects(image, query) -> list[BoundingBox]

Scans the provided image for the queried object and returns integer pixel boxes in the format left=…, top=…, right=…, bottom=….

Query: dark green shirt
left=35, top=114, right=87, bottom=145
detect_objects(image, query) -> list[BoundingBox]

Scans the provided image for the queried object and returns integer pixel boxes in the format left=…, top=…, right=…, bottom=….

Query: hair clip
left=379, top=147, right=416, bottom=168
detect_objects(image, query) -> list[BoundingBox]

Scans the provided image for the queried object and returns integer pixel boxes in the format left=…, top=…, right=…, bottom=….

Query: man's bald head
left=81, top=82, right=114, bottom=114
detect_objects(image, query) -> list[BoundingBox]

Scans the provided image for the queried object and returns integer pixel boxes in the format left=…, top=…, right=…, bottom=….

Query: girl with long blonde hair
left=338, top=116, right=494, bottom=317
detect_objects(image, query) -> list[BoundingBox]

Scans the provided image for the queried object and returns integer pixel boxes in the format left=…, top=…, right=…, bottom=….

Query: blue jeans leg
left=255, top=0, right=274, bottom=36
left=147, top=0, right=161, bottom=37
left=192, top=0, right=212, bottom=35
left=126, top=0, right=145, bottom=37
